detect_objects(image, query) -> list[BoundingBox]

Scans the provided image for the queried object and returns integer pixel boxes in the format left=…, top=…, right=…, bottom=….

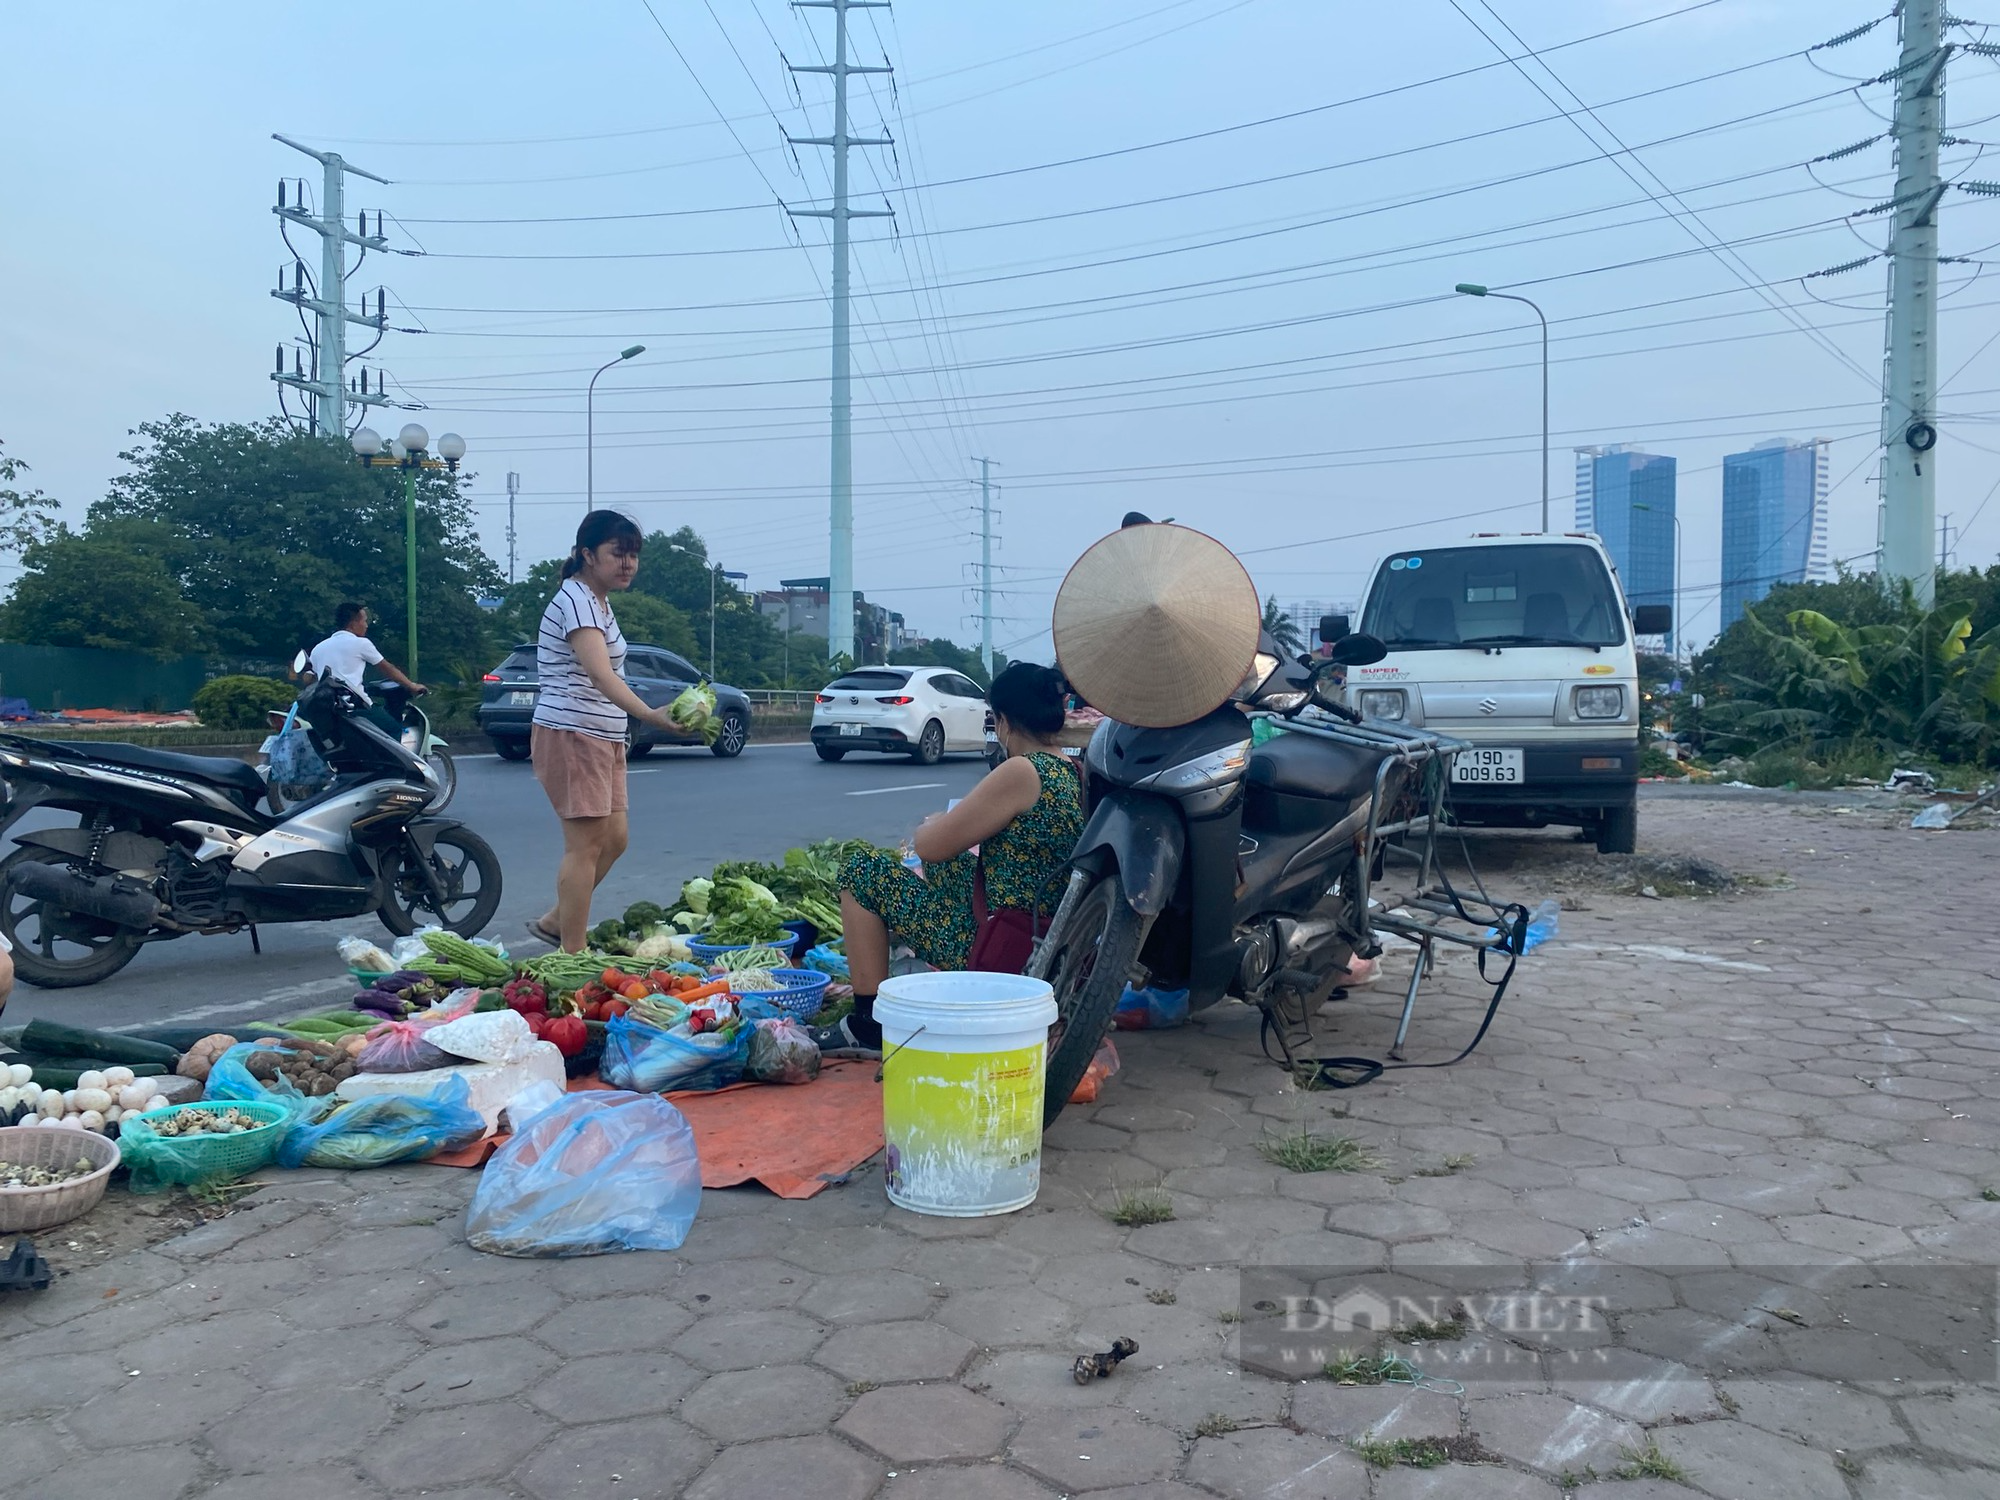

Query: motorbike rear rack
left=1250, top=710, right=1526, bottom=1060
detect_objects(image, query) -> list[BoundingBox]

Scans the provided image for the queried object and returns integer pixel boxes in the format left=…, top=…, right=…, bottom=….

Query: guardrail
left=742, top=690, right=820, bottom=712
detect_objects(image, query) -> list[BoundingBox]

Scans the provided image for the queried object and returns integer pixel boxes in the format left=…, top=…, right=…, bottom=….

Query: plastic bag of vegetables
left=465, top=1091, right=701, bottom=1257
left=202, top=1042, right=317, bottom=1119
left=669, top=683, right=720, bottom=745
left=745, top=1018, right=821, bottom=1085
left=599, top=1013, right=749, bottom=1093
left=276, top=1077, right=487, bottom=1169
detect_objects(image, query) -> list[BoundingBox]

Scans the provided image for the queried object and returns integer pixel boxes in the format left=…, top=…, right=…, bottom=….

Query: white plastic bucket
left=874, top=971, right=1059, bottom=1217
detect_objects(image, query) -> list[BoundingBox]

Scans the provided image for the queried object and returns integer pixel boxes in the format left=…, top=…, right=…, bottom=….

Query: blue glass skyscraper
left=1574, top=445, right=1677, bottom=651
left=1720, top=439, right=1830, bottom=628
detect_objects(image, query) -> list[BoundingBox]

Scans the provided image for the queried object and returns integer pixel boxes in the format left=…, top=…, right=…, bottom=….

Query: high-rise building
left=1574, top=445, right=1677, bottom=650
left=1720, top=439, right=1831, bottom=629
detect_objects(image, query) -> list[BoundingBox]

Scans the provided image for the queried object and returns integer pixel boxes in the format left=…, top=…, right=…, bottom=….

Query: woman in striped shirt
left=529, top=510, right=679, bottom=951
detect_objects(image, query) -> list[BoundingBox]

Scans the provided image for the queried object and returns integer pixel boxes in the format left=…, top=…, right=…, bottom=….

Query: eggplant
left=370, top=970, right=434, bottom=994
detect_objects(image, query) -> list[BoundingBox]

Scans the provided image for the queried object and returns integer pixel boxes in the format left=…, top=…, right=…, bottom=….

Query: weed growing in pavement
left=1195, top=1413, right=1240, bottom=1438
left=1146, top=1288, right=1177, bottom=1305
left=1395, top=1308, right=1470, bottom=1341
left=844, top=1381, right=877, bottom=1397
left=1323, top=1348, right=1392, bottom=1384
left=1217, top=1309, right=1242, bottom=1323
left=1613, top=1441, right=1688, bottom=1481
left=1981, top=1187, right=1999, bottom=1202
left=1557, top=1466, right=1601, bottom=1489
left=1835, top=1454, right=1863, bottom=1478
left=1106, top=1188, right=1175, bottom=1227
left=1256, top=1123, right=1379, bottom=1173
left=1350, top=1432, right=1450, bottom=1470
left=1713, top=1386, right=1740, bottom=1415
left=1413, top=1153, right=1477, bottom=1177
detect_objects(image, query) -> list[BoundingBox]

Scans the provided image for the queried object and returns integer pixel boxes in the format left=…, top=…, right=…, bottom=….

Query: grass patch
left=843, top=1380, right=877, bottom=1397
left=1217, top=1309, right=1242, bottom=1324
left=1323, top=1349, right=1400, bottom=1385
left=1105, top=1188, right=1175, bottom=1227
left=1194, top=1413, right=1239, bottom=1438
left=1413, top=1153, right=1476, bottom=1177
left=1145, top=1288, right=1177, bottom=1305
left=1350, top=1432, right=1455, bottom=1470
left=1256, top=1124, right=1379, bottom=1174
left=1613, top=1441, right=1688, bottom=1482
left=1835, top=1454, right=1863, bottom=1478
left=1981, top=1187, right=1999, bottom=1202
left=1557, top=1465, right=1601, bottom=1489
left=1395, top=1308, right=1470, bottom=1342
left=183, top=1177, right=262, bottom=1216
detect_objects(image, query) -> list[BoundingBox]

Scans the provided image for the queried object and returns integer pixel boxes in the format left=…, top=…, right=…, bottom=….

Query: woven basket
left=731, top=969, right=832, bottom=1021
left=688, top=938, right=791, bottom=965
left=118, top=1101, right=290, bottom=1182
left=0, top=1126, right=121, bottom=1232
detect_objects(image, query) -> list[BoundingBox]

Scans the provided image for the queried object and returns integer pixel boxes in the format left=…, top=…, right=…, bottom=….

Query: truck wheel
left=1596, top=799, right=1638, bottom=855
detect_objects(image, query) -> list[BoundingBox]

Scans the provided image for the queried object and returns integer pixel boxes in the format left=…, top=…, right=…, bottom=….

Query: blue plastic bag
left=265, top=725, right=328, bottom=788
left=203, top=1041, right=316, bottom=1122
left=465, top=1091, right=701, bottom=1257
left=803, top=944, right=850, bottom=981
left=1114, top=984, right=1190, bottom=1030
left=275, top=1076, right=487, bottom=1169
left=600, top=1014, right=751, bottom=1093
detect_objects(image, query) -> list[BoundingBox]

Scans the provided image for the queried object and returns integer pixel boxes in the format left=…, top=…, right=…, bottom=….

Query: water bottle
left=899, top=838, right=923, bottom=877
left=1521, top=899, right=1560, bottom=953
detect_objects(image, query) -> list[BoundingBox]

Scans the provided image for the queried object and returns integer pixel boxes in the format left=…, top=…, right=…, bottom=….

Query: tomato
left=601, top=999, right=632, bottom=1020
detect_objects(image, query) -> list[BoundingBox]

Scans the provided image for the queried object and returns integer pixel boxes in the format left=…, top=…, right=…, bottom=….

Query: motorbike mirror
left=291, top=649, right=310, bottom=675
left=1326, top=632, right=1387, bottom=667
left=1318, top=613, right=1351, bottom=645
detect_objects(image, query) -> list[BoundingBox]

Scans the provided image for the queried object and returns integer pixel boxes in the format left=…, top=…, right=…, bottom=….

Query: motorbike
left=0, top=669, right=501, bottom=989
left=1030, top=618, right=1523, bottom=1123
left=262, top=672, right=456, bottom=814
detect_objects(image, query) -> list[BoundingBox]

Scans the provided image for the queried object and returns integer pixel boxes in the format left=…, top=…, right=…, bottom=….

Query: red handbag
left=968, top=859, right=1043, bottom=974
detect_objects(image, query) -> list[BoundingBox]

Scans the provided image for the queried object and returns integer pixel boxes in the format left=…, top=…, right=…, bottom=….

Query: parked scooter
left=262, top=660, right=455, bottom=814
left=1031, top=619, right=1517, bottom=1122
left=0, top=669, right=500, bottom=989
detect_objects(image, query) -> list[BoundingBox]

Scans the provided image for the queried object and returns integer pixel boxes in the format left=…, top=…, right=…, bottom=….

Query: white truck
left=1338, top=532, right=1669, bottom=854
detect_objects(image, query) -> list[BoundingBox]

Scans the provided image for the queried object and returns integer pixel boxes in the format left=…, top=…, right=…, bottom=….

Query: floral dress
left=842, top=751, right=1082, bottom=971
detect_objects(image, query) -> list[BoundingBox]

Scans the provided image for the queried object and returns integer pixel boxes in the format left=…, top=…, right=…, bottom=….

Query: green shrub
left=192, top=674, right=294, bottom=730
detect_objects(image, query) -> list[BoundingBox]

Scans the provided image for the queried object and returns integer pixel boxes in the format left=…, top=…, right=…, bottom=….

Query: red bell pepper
left=543, top=1014, right=588, bottom=1057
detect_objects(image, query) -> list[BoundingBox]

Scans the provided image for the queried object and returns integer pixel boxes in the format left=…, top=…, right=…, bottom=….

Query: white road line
left=107, top=975, right=352, bottom=1032
left=845, top=783, right=946, bottom=797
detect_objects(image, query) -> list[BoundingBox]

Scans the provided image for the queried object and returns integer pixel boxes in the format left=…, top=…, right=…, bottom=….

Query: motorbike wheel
left=425, top=749, right=458, bottom=813
left=0, top=847, right=145, bottom=989
left=1038, top=873, right=1146, bottom=1128
left=377, top=827, right=504, bottom=938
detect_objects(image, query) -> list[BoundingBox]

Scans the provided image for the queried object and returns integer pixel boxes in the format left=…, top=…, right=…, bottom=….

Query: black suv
left=478, top=642, right=753, bottom=760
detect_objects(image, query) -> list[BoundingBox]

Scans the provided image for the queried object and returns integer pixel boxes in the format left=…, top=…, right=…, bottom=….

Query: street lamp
left=1630, top=501, right=1683, bottom=662
left=666, top=544, right=747, bottom=676
left=586, top=344, right=646, bottom=512
left=353, top=422, right=465, bottom=680
left=1456, top=283, right=1550, bottom=533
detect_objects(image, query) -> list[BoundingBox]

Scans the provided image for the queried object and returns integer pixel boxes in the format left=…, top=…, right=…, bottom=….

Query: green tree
left=0, top=438, right=58, bottom=556
left=888, top=636, right=1010, bottom=686
left=1262, top=596, right=1304, bottom=655
left=88, top=414, right=501, bottom=669
left=488, top=556, right=700, bottom=666
left=0, top=529, right=209, bottom=655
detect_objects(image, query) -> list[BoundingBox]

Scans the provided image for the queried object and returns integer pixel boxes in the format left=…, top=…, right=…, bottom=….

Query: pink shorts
left=532, top=725, right=628, bottom=820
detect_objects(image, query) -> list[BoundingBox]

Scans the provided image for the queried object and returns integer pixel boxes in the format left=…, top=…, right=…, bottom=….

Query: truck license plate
left=1452, top=748, right=1523, bottom=784
left=509, top=691, right=534, bottom=705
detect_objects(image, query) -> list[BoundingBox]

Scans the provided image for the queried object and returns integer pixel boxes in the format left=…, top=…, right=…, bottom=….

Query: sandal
left=525, top=917, right=562, bottom=948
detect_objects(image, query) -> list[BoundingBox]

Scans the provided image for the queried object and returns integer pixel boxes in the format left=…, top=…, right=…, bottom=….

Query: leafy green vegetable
left=621, top=900, right=669, bottom=931
left=681, top=877, right=714, bottom=916
left=670, top=683, right=721, bottom=744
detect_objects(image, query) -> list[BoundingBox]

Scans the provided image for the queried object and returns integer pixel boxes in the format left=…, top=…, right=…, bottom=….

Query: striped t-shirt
left=532, top=578, right=628, bottom=741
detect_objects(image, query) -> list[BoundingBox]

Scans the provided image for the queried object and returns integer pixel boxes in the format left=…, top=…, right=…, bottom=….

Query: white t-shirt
left=310, top=630, right=386, bottom=704
left=533, top=578, right=628, bottom=741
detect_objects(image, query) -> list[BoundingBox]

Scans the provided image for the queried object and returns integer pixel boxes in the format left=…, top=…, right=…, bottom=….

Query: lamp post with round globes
left=587, top=345, right=646, bottom=511
left=351, top=423, right=466, bottom=680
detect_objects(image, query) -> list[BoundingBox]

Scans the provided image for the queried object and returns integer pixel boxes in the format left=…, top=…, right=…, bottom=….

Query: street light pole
left=1456, top=284, right=1549, bottom=533
left=585, top=344, right=645, bottom=511
left=352, top=425, right=465, bottom=683
left=1631, top=501, right=1684, bottom=661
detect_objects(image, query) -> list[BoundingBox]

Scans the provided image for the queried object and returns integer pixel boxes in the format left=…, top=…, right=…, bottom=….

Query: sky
left=5, top=0, right=1999, bottom=665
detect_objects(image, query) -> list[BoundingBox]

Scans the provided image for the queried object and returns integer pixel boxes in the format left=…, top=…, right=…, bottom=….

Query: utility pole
left=974, top=457, right=997, bottom=679
left=506, top=472, right=521, bottom=584
left=270, top=135, right=395, bottom=437
left=1879, top=0, right=1948, bottom=606
left=787, top=0, right=894, bottom=664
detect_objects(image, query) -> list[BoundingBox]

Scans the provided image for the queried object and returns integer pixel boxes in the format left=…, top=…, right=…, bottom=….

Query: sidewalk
left=5, top=795, right=1996, bottom=1499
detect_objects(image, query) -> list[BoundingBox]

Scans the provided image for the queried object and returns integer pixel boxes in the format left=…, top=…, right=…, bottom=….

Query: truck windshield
left=1361, top=544, right=1626, bottom=650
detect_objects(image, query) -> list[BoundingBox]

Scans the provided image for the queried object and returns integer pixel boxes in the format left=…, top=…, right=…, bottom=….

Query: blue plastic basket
left=729, top=968, right=831, bottom=1021
left=687, top=938, right=783, bottom=964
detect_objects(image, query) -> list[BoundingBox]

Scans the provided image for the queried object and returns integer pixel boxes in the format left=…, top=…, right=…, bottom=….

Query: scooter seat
left=1245, top=731, right=1380, bottom=802
left=53, top=741, right=269, bottom=806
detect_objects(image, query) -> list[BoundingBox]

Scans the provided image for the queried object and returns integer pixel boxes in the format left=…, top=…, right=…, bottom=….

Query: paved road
left=4, top=743, right=986, bottom=1035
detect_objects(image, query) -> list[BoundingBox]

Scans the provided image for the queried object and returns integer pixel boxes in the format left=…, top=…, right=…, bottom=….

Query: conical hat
left=1053, top=524, right=1261, bottom=728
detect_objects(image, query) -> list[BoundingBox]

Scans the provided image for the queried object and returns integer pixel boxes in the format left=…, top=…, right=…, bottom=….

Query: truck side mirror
left=1318, top=613, right=1351, bottom=645
left=1631, top=604, right=1672, bottom=636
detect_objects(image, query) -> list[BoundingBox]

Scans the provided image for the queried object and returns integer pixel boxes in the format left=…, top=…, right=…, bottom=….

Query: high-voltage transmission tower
left=270, top=133, right=399, bottom=439
left=1879, top=0, right=1948, bottom=604
left=785, top=0, right=894, bottom=664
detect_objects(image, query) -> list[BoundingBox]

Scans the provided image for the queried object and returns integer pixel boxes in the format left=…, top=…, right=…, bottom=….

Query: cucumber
left=121, top=1023, right=289, bottom=1051
left=20, top=1020, right=181, bottom=1068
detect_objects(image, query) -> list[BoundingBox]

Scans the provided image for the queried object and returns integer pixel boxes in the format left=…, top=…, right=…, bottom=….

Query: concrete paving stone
left=899, top=1237, right=1042, bottom=1289
left=4, top=1417, right=72, bottom=1486
left=524, top=1349, right=705, bottom=1422
left=1076, top=1296, right=1236, bottom=1366
left=805, top=1268, right=943, bottom=1325
left=839, top=1382, right=1015, bottom=1461
left=1852, top=1162, right=1977, bottom=1198
left=887, top=1205, right=1006, bottom=1239
left=1116, top=1216, right=1259, bottom=1267
left=992, top=1206, right=1130, bottom=1257
left=19, top=1443, right=204, bottom=1500
left=687, top=1254, right=813, bottom=1313
left=1617, top=1144, right=1737, bottom=1179
left=1688, top=1175, right=1834, bottom=1217
left=245, top=1320, right=424, bottom=1390
left=1771, top=1213, right=1915, bottom=1258
left=64, top=1366, right=257, bottom=1446
left=1038, top=1249, right=1191, bottom=1311
left=817, top=1319, right=976, bottom=1383
left=0, top=1349, right=138, bottom=1419
left=685, top=1435, right=884, bottom=1500
left=1551, top=1346, right=1724, bottom=1425
left=681, top=1362, right=849, bottom=1442
left=1044, top=1118, right=1136, bottom=1151
left=881, top=1463, right=1061, bottom=1500
left=1390, top=1175, right=1521, bottom=1215
left=310, top=1223, right=456, bottom=1276
left=671, top=1307, right=830, bottom=1371
left=208, top=1383, right=397, bottom=1470
left=1507, top=1134, right=1624, bottom=1169
left=1128, top=1132, right=1230, bottom=1171
left=361, top=1400, right=555, bottom=1491
left=1184, top=1426, right=1370, bottom=1499
left=1120, top=1360, right=1289, bottom=1433
left=1466, top=1392, right=1639, bottom=1475
left=208, top=1207, right=349, bottom=1262
left=937, top=1285, right=1078, bottom=1346
left=532, top=1291, right=697, bottom=1356
left=116, top=1306, right=290, bottom=1374
left=510, top=1412, right=711, bottom=1500
left=152, top=1199, right=307, bottom=1257
left=1012, top=1407, right=1183, bottom=1491
left=1640, top=1200, right=1787, bottom=1248
left=1373, top=1467, right=1561, bottom=1500
left=390, top=1335, right=560, bottom=1408
left=1393, top=1332, right=1551, bottom=1395
left=1651, top=1417, right=1846, bottom=1500
left=275, top=1270, right=440, bottom=1331
left=1474, top=1154, right=1577, bottom=1192
left=1291, top=1379, right=1462, bottom=1439
left=1814, top=1183, right=1951, bottom=1228
left=198, top=1470, right=390, bottom=1500
left=1568, top=1166, right=1696, bottom=1204
left=1459, top=1211, right=1593, bottom=1261
left=1854, top=1456, right=2000, bottom=1500
left=1271, top=1169, right=1395, bottom=1207
left=1386, top=1236, right=1529, bottom=1272
left=407, top=1278, right=565, bottom=1342
left=1554, top=1113, right=1667, bottom=1149
left=778, top=1221, right=911, bottom=1271
left=1590, top=1225, right=1733, bottom=1269
left=1767, top=1324, right=1952, bottom=1385
left=1717, top=1377, right=1905, bottom=1451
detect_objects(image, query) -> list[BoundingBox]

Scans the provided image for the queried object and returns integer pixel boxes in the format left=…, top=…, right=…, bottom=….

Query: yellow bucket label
left=882, top=1041, right=1046, bottom=1210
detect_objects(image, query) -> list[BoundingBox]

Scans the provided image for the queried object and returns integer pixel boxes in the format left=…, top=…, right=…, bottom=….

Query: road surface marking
left=107, top=975, right=351, bottom=1032
left=845, top=782, right=946, bottom=797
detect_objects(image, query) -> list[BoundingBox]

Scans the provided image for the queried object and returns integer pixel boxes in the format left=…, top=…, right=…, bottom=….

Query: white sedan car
left=811, top=666, right=989, bottom=765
